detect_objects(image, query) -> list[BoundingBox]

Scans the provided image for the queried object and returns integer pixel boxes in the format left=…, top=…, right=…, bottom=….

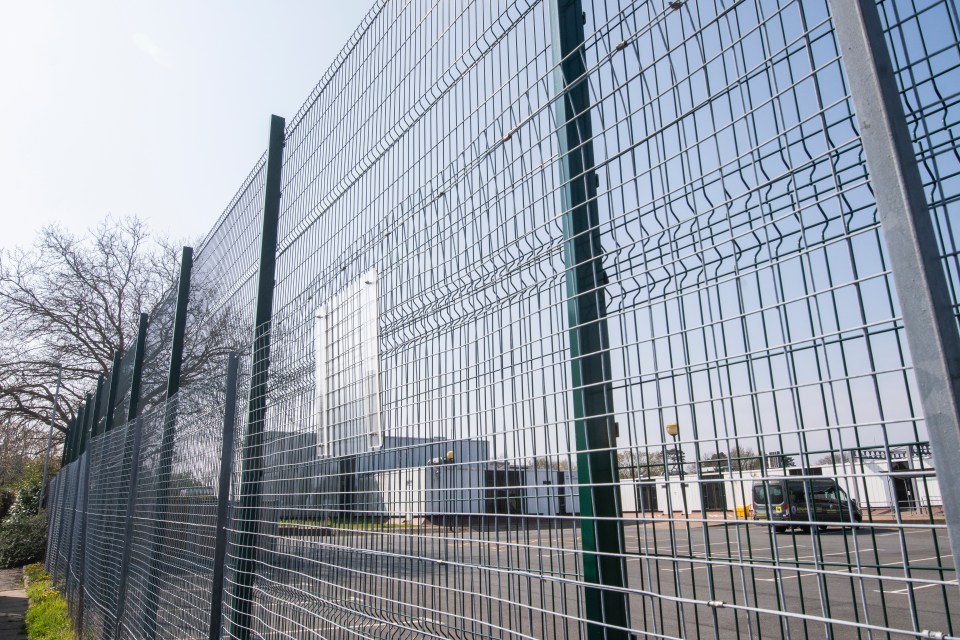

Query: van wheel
left=774, top=525, right=787, bottom=534
left=817, top=525, right=829, bottom=532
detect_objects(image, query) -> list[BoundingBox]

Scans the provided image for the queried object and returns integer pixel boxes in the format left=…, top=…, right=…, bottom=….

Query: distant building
left=258, top=431, right=580, bottom=521
left=620, top=444, right=941, bottom=517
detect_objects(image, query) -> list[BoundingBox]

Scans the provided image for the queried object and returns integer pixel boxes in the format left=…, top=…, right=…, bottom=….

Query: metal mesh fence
left=879, top=0, right=960, bottom=321
left=45, top=1, right=960, bottom=639
left=81, top=424, right=131, bottom=637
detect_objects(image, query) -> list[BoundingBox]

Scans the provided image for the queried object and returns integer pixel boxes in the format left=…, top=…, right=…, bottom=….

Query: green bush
left=5, top=479, right=42, bottom=522
left=24, top=563, right=73, bottom=640
left=0, top=513, right=47, bottom=568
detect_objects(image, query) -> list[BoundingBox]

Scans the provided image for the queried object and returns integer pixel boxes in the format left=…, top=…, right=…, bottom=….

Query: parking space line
left=756, top=573, right=819, bottom=582
left=879, top=554, right=952, bottom=567
left=873, top=583, right=954, bottom=595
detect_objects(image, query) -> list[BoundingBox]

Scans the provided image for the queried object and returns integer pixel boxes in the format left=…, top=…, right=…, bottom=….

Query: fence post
left=128, top=313, right=150, bottom=422
left=549, top=2, right=629, bottom=638
left=104, top=350, right=122, bottom=433
left=76, top=376, right=105, bottom=634
left=56, top=413, right=77, bottom=579
left=111, top=312, right=149, bottom=638
left=209, top=353, right=240, bottom=640
left=72, top=399, right=89, bottom=463
left=44, top=476, right=56, bottom=568
left=230, top=114, right=285, bottom=640
left=90, top=375, right=105, bottom=439
left=829, top=0, right=960, bottom=587
left=112, top=414, right=145, bottom=639
left=64, top=395, right=91, bottom=587
left=39, top=363, right=62, bottom=509
left=61, top=414, right=75, bottom=468
left=144, top=246, right=193, bottom=637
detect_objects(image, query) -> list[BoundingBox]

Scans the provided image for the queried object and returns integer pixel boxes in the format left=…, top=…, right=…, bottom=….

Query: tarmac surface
left=0, top=569, right=26, bottom=640
left=135, top=518, right=959, bottom=639
left=220, top=519, right=959, bottom=639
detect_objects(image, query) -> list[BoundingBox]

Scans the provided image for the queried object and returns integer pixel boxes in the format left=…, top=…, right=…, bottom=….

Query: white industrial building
left=619, top=447, right=942, bottom=518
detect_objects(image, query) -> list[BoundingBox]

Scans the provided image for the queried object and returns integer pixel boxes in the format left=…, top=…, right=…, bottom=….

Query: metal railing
left=45, top=1, right=960, bottom=638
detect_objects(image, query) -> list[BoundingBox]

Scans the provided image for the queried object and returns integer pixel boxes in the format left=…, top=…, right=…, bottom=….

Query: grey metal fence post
left=144, top=246, right=194, bottom=638
left=39, top=363, right=62, bottom=510
left=44, top=476, right=56, bottom=569
left=209, top=353, right=239, bottom=640
left=230, top=114, right=285, bottom=640
left=549, top=1, right=629, bottom=638
left=829, top=0, right=960, bottom=585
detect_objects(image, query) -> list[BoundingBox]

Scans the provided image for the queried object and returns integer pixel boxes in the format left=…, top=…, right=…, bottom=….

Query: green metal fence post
left=76, top=376, right=105, bottom=635
left=549, top=1, right=629, bottom=638
left=127, top=313, right=150, bottom=422
left=81, top=393, right=94, bottom=453
left=71, top=404, right=84, bottom=463
left=112, top=413, right=144, bottom=639
left=230, top=114, right=285, bottom=640
left=112, top=313, right=149, bottom=638
left=62, top=413, right=76, bottom=467
left=92, top=374, right=108, bottom=439
left=64, top=404, right=90, bottom=589
left=209, top=353, right=240, bottom=640
left=144, top=246, right=193, bottom=638
left=104, top=350, right=122, bottom=433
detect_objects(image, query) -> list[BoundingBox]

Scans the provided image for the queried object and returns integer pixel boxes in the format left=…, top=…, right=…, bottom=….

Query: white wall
left=625, top=457, right=943, bottom=516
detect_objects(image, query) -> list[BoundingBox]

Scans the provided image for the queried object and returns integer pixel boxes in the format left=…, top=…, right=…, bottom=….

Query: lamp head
left=665, top=423, right=679, bottom=438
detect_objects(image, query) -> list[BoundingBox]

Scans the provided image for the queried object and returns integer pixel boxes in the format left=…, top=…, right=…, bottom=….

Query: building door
left=891, top=461, right=915, bottom=511
left=637, top=483, right=658, bottom=514
left=701, top=475, right=727, bottom=511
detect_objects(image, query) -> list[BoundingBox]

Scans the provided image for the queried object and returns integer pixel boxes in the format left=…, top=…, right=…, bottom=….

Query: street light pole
left=666, top=423, right=689, bottom=517
left=38, top=362, right=63, bottom=511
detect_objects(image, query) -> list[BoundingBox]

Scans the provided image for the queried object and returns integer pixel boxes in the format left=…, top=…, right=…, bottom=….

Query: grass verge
left=23, top=564, right=72, bottom=640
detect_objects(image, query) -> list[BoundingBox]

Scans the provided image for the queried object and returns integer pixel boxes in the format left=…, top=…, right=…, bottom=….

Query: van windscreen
left=753, top=483, right=784, bottom=504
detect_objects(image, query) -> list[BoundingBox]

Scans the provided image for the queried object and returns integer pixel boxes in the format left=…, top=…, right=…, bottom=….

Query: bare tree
left=0, top=217, right=176, bottom=444
left=617, top=450, right=665, bottom=479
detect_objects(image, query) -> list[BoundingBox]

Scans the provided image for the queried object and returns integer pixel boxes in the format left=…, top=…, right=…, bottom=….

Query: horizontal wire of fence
left=45, top=1, right=960, bottom=639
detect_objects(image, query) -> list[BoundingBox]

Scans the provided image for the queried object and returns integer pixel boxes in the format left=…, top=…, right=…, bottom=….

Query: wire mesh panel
left=43, top=474, right=58, bottom=571
left=45, top=468, right=71, bottom=583
left=227, top=1, right=960, bottom=638
left=117, top=389, right=230, bottom=640
left=138, top=293, right=182, bottom=417
left=879, top=0, right=960, bottom=323
left=80, top=425, right=130, bottom=638
left=65, top=453, right=88, bottom=624
left=118, top=404, right=170, bottom=638
left=111, top=345, right=140, bottom=430
left=43, top=1, right=960, bottom=639
left=181, top=158, right=268, bottom=399
left=582, top=0, right=954, bottom=637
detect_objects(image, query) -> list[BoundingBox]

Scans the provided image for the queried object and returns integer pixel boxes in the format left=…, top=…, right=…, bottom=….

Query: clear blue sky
left=0, top=0, right=375, bottom=250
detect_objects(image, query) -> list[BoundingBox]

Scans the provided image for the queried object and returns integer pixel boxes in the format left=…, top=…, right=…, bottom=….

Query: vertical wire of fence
left=44, top=1, right=960, bottom=638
